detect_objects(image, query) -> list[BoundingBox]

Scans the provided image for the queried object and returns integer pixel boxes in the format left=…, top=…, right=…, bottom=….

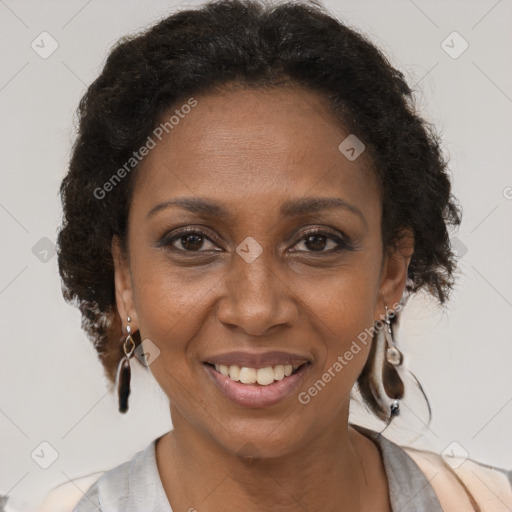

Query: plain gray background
left=1, top=0, right=511, bottom=510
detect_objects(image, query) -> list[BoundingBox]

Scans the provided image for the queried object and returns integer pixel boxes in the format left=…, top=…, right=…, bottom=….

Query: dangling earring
left=382, top=305, right=404, bottom=421
left=116, top=315, right=136, bottom=413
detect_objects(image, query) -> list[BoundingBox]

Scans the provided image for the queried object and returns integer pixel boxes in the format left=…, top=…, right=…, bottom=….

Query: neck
left=156, top=407, right=388, bottom=512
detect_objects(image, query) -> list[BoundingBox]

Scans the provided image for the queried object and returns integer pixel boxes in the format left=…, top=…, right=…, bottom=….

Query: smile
left=203, top=361, right=311, bottom=408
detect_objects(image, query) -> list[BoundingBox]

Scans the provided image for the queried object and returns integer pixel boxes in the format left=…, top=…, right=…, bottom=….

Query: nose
left=216, top=246, right=299, bottom=336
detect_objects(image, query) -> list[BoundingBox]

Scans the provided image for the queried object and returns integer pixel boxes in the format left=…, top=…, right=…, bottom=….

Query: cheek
left=313, top=281, right=375, bottom=378
left=303, top=248, right=382, bottom=332
left=297, top=253, right=380, bottom=396
left=129, top=261, right=204, bottom=352
left=295, top=285, right=375, bottom=417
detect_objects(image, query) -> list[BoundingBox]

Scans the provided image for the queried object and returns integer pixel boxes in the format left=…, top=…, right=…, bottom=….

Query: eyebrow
left=147, top=196, right=366, bottom=225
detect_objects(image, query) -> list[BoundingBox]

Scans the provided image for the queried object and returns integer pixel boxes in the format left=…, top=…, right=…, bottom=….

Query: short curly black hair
left=57, top=0, right=461, bottom=411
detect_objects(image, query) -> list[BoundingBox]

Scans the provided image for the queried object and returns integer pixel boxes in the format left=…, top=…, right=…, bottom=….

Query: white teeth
left=239, top=367, right=257, bottom=384
left=229, top=365, right=240, bottom=381
left=256, top=367, right=275, bottom=385
left=212, top=362, right=305, bottom=385
left=274, top=364, right=285, bottom=380
left=215, top=364, right=231, bottom=377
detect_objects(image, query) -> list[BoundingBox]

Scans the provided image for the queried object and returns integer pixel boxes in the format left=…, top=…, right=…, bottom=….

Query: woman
left=47, top=0, right=512, bottom=510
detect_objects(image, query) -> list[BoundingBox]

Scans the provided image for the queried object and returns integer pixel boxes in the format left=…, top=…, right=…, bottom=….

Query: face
left=113, top=85, right=412, bottom=458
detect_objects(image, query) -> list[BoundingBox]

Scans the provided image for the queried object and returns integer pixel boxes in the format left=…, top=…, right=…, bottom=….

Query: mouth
left=203, top=361, right=309, bottom=385
left=203, top=361, right=312, bottom=408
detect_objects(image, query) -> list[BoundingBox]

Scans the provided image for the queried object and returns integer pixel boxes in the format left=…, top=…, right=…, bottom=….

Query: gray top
left=73, top=425, right=443, bottom=512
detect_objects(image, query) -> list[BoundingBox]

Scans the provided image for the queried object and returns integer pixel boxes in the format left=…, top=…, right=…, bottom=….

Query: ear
left=111, top=235, right=138, bottom=330
left=374, top=228, right=414, bottom=321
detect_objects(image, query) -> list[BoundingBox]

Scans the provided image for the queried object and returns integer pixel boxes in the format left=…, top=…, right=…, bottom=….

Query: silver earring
left=116, top=315, right=135, bottom=413
left=383, top=305, right=404, bottom=420
left=384, top=305, right=403, bottom=366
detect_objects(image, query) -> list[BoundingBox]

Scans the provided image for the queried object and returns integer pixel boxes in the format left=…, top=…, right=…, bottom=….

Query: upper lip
left=204, top=350, right=311, bottom=369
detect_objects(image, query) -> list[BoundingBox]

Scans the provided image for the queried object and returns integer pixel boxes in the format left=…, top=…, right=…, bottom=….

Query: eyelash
left=158, top=226, right=352, bottom=255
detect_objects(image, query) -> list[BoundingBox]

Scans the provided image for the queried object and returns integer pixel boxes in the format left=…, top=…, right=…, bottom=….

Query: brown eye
left=293, top=229, right=349, bottom=253
left=178, top=233, right=206, bottom=251
left=158, top=228, right=221, bottom=253
left=304, top=234, right=328, bottom=251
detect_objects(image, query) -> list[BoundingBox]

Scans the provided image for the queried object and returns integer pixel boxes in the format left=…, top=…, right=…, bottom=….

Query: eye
left=158, top=226, right=351, bottom=254
left=292, top=228, right=349, bottom=253
left=160, top=228, right=221, bottom=252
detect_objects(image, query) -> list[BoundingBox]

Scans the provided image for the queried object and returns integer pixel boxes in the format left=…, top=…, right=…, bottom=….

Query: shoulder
left=403, top=446, right=512, bottom=512
left=40, top=461, right=131, bottom=512
left=38, top=472, right=104, bottom=512
left=39, top=458, right=132, bottom=512
left=39, top=439, right=157, bottom=512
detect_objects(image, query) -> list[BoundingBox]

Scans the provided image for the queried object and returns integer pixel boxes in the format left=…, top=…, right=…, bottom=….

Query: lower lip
left=204, top=363, right=310, bottom=408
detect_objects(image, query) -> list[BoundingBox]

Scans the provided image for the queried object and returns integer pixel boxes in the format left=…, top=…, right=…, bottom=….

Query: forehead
left=131, top=86, right=378, bottom=216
